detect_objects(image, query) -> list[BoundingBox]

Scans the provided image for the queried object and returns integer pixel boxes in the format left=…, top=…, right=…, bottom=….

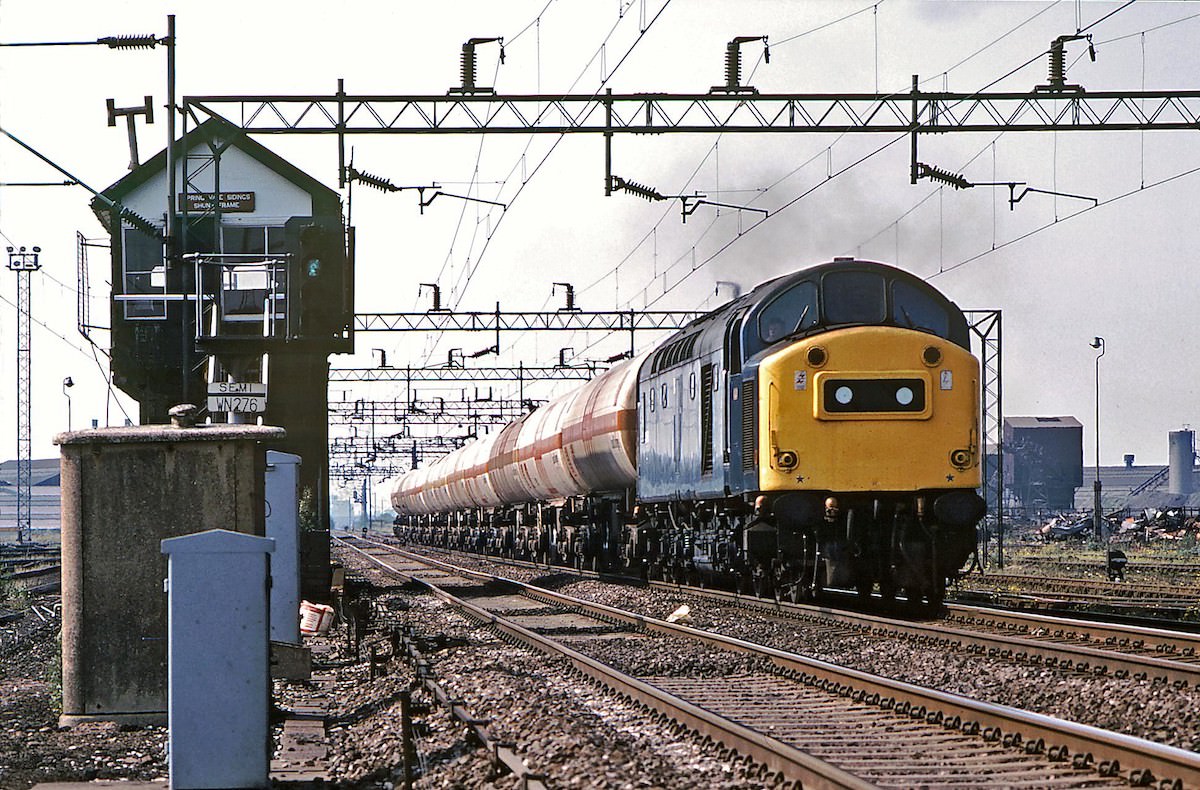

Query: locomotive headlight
left=922, top=345, right=943, bottom=366
left=807, top=346, right=828, bottom=367
left=895, top=386, right=915, bottom=406
left=834, top=385, right=854, bottom=404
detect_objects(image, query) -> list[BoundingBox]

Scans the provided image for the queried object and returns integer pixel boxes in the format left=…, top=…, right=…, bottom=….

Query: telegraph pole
left=7, top=245, right=40, bottom=544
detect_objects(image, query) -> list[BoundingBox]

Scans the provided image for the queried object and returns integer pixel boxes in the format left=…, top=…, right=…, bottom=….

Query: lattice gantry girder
left=354, top=310, right=700, bottom=332
left=185, top=90, right=1200, bottom=135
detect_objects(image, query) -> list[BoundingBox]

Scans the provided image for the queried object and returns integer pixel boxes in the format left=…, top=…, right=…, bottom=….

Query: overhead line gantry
left=182, top=83, right=1200, bottom=191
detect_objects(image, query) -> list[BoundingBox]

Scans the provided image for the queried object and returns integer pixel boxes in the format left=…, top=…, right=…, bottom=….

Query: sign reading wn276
left=207, top=382, right=267, bottom=414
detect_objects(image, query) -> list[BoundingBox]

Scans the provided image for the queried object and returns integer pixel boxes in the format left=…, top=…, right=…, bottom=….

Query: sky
left=2, top=0, right=1199, bottom=493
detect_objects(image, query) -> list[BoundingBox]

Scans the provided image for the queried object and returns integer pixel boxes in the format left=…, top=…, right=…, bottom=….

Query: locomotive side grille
left=700, top=363, right=714, bottom=474
left=741, top=379, right=756, bottom=471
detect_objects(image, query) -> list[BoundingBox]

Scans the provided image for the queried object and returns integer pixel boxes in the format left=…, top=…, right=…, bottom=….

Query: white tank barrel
left=1168, top=429, right=1195, bottom=495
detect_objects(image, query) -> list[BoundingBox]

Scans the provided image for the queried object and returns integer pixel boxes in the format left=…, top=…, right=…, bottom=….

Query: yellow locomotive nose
left=757, top=326, right=981, bottom=494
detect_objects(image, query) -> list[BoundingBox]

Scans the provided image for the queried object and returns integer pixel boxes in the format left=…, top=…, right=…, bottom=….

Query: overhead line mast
left=6, top=246, right=41, bottom=544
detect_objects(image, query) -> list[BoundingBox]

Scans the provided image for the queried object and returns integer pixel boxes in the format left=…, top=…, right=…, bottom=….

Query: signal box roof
left=90, top=116, right=339, bottom=232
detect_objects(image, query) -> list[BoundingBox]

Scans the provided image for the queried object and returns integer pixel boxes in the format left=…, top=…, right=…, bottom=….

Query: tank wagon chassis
left=390, top=260, right=986, bottom=607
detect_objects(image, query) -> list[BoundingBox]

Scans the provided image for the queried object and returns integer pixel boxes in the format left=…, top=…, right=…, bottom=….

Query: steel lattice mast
left=7, top=246, right=40, bottom=544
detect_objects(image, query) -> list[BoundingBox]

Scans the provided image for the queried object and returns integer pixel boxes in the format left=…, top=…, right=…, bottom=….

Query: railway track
left=1006, top=554, right=1200, bottom=580
left=336, top=534, right=1200, bottom=789
left=957, top=571, right=1200, bottom=610
left=379, top=538, right=1200, bottom=689
left=0, top=561, right=61, bottom=594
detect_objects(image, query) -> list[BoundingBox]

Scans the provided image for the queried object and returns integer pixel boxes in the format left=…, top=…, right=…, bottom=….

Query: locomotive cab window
left=725, top=314, right=745, bottom=375
left=891, top=280, right=951, bottom=339
left=758, top=281, right=818, bottom=342
left=822, top=270, right=886, bottom=325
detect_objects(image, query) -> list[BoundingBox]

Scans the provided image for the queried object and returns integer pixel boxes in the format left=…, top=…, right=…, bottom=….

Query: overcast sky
left=2, top=0, right=1198, bottom=481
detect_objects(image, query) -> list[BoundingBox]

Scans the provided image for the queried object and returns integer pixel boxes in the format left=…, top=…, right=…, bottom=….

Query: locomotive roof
left=742, top=257, right=953, bottom=305
left=645, top=258, right=969, bottom=372
left=676, top=258, right=958, bottom=324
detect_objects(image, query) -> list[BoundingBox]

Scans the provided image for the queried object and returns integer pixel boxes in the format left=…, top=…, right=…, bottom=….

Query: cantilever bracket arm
left=1008, top=183, right=1098, bottom=210
left=679, top=194, right=769, bottom=224
left=417, top=187, right=507, bottom=215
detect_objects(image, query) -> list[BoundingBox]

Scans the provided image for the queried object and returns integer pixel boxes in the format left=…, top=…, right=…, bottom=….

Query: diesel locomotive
left=388, top=258, right=986, bottom=604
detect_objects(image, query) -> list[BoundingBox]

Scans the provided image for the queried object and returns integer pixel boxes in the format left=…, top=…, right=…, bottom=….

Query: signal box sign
left=179, top=191, right=256, bottom=213
left=207, top=382, right=267, bottom=414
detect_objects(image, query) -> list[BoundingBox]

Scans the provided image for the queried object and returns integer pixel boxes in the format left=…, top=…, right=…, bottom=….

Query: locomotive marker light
left=1091, top=336, right=1106, bottom=540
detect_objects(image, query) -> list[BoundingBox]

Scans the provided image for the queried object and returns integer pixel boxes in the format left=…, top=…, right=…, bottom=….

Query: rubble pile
left=1034, top=508, right=1200, bottom=542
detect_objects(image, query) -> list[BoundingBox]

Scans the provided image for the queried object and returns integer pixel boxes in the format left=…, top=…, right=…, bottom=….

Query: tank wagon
left=388, top=258, right=986, bottom=604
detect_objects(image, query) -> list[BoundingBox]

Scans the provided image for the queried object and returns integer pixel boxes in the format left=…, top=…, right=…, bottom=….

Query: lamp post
left=1090, top=337, right=1105, bottom=540
left=62, top=376, right=74, bottom=431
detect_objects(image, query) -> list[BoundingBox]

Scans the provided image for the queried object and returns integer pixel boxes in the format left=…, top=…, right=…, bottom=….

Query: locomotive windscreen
left=822, top=270, right=886, bottom=324
left=891, top=279, right=951, bottom=337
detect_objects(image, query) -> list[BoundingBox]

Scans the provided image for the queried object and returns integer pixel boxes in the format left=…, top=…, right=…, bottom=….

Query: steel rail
left=945, top=603, right=1200, bottom=657
left=335, top=537, right=874, bottom=789
left=342, top=537, right=1200, bottom=789
left=621, top=571, right=1200, bottom=687
left=379, top=541, right=1200, bottom=684
left=618, top=573, right=1200, bottom=686
left=964, top=572, right=1200, bottom=600
left=1009, top=556, right=1200, bottom=576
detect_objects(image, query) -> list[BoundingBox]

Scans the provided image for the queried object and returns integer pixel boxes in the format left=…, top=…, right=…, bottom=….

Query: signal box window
left=823, top=270, right=885, bottom=325
left=758, top=281, right=818, bottom=342
left=891, top=280, right=950, bottom=338
left=122, top=227, right=166, bottom=319
left=222, top=225, right=286, bottom=256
